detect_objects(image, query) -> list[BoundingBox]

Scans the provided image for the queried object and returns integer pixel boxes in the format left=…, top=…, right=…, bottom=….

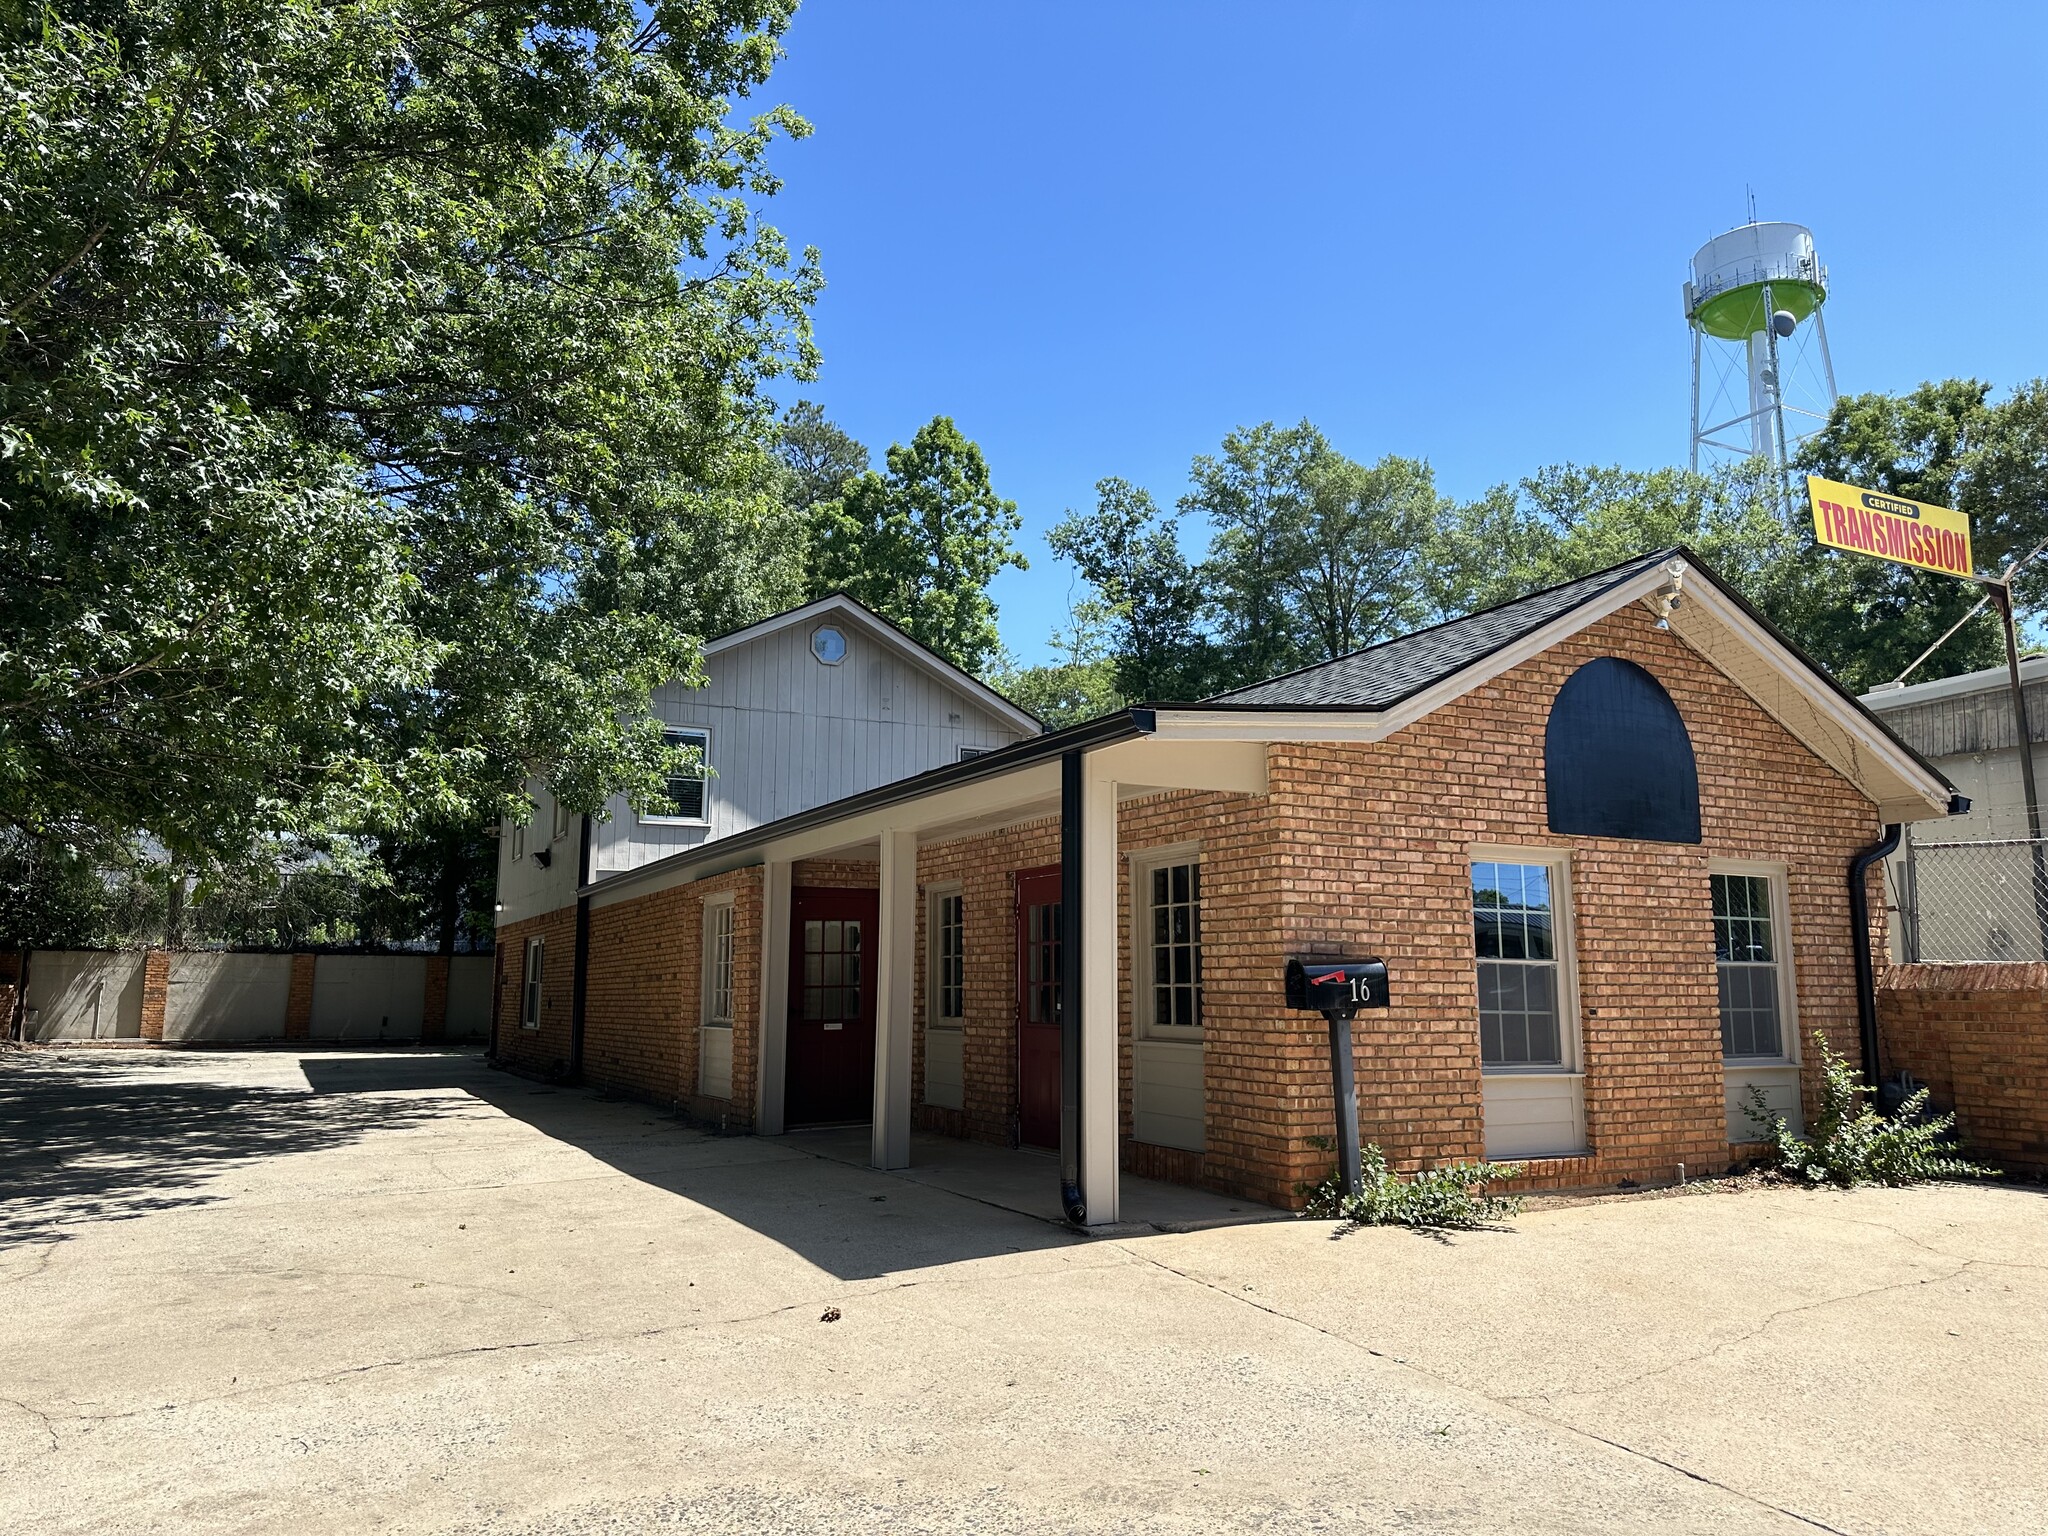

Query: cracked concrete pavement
left=1, top=1047, right=2042, bottom=1535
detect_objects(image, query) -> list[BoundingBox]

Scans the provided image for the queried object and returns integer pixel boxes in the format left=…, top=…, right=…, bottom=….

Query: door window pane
left=1472, top=861, right=1565, bottom=1068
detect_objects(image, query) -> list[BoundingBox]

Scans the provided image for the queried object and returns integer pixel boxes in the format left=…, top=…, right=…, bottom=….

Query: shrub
left=1299, top=1140, right=1525, bottom=1229
left=1745, top=1032, right=1996, bottom=1188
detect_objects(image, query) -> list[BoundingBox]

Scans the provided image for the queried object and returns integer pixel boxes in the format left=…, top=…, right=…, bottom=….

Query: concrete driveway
left=0, top=1048, right=2041, bottom=1535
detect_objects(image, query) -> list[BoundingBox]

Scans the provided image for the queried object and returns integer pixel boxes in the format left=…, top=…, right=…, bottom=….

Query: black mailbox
left=1285, top=956, right=1389, bottom=1014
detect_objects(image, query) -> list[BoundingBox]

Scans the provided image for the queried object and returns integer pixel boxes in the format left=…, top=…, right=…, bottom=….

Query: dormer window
left=811, top=624, right=847, bottom=665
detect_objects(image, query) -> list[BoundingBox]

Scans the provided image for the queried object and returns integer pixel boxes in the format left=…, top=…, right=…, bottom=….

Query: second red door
left=785, top=886, right=879, bottom=1127
left=1015, top=867, right=1063, bottom=1148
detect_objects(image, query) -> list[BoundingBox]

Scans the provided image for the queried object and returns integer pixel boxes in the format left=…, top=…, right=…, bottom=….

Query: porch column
left=871, top=827, right=916, bottom=1170
left=1060, top=751, right=1121, bottom=1226
left=756, top=859, right=793, bottom=1135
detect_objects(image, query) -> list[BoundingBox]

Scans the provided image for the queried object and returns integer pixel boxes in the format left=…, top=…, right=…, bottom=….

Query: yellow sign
left=1807, top=475, right=1974, bottom=579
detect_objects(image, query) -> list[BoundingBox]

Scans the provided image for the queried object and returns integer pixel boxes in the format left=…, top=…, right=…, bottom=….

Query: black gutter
left=569, top=812, right=593, bottom=1078
left=1057, top=751, right=1086, bottom=1224
left=1849, top=823, right=1902, bottom=1094
left=580, top=707, right=1155, bottom=903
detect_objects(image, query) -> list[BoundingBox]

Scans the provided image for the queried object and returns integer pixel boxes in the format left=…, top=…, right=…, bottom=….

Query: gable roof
left=1145, top=547, right=1954, bottom=824
left=1204, top=552, right=1678, bottom=710
left=701, top=593, right=1042, bottom=735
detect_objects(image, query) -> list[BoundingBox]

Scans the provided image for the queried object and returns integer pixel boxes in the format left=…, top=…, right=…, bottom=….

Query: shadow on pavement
left=0, top=1049, right=471, bottom=1244
left=5, top=1049, right=1090, bottom=1278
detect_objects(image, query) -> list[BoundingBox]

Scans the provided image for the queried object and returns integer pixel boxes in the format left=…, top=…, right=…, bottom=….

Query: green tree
left=1184, top=420, right=1327, bottom=687
left=812, top=416, right=1025, bottom=674
left=1286, top=453, right=1442, bottom=662
left=777, top=400, right=870, bottom=514
left=1047, top=478, right=1215, bottom=702
left=988, top=600, right=1124, bottom=728
left=1, top=0, right=819, bottom=872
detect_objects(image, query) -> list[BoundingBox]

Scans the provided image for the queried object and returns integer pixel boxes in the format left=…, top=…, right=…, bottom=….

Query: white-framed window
left=928, top=886, right=965, bottom=1025
left=551, top=795, right=571, bottom=842
left=1133, top=844, right=1203, bottom=1037
left=520, top=937, right=545, bottom=1030
left=644, top=726, right=711, bottom=824
left=509, top=816, right=526, bottom=862
left=1470, top=852, right=1579, bottom=1071
left=811, top=624, right=848, bottom=665
left=1711, top=862, right=1797, bottom=1062
left=701, top=897, right=736, bottom=1028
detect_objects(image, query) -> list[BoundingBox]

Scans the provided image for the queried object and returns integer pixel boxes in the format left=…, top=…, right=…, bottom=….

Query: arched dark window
left=1545, top=657, right=1700, bottom=844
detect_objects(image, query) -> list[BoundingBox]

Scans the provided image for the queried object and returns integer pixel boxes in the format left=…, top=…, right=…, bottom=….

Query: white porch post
left=756, top=858, right=793, bottom=1135
left=872, top=827, right=916, bottom=1170
left=1078, top=759, right=1120, bottom=1224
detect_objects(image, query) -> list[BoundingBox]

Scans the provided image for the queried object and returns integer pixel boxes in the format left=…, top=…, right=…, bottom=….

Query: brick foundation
left=1878, top=963, right=2048, bottom=1174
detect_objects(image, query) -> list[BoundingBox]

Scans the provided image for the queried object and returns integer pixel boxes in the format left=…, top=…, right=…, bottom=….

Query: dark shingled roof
left=1199, top=549, right=1679, bottom=710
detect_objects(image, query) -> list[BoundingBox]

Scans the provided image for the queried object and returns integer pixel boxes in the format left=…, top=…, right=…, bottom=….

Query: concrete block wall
left=1879, top=963, right=2048, bottom=1174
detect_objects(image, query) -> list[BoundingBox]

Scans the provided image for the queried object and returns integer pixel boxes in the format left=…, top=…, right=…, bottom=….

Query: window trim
left=641, top=723, right=713, bottom=826
left=1708, top=857, right=1800, bottom=1066
left=1131, top=841, right=1205, bottom=1042
left=520, top=937, right=545, bottom=1031
left=1468, top=844, right=1582, bottom=1076
left=550, top=795, right=571, bottom=843
left=925, top=883, right=965, bottom=1030
left=509, top=816, right=526, bottom=863
left=700, top=893, right=736, bottom=1030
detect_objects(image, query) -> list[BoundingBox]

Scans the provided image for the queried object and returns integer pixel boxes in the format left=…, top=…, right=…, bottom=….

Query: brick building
left=493, top=551, right=1959, bottom=1219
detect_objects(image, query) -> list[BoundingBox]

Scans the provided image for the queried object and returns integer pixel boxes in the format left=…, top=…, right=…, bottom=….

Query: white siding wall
left=592, top=614, right=1031, bottom=877
left=495, top=781, right=585, bottom=926
left=1132, top=1039, right=1204, bottom=1151
left=1482, top=1074, right=1588, bottom=1159
left=923, top=1027, right=964, bottom=1110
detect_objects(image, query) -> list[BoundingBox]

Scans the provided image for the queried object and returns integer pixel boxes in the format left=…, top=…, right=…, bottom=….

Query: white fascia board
left=701, top=595, right=1042, bottom=735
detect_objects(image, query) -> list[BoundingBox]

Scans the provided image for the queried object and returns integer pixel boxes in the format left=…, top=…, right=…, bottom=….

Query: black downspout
left=569, top=812, right=593, bottom=1081
left=1848, top=823, right=1902, bottom=1095
left=1057, top=751, right=1086, bottom=1224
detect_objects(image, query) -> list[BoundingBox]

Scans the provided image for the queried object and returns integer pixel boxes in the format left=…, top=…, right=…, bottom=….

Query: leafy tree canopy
left=810, top=415, right=1025, bottom=675
left=1, top=0, right=819, bottom=876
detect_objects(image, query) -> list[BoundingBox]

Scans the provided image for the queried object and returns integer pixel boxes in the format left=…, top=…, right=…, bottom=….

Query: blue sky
left=758, top=3, right=2048, bottom=662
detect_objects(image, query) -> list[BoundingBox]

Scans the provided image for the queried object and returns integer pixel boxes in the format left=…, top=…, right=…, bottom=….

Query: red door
left=1016, top=867, right=1063, bottom=1148
left=785, top=887, right=880, bottom=1127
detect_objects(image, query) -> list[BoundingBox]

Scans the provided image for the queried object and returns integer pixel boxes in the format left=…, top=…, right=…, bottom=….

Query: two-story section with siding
left=492, top=594, right=1042, bottom=1081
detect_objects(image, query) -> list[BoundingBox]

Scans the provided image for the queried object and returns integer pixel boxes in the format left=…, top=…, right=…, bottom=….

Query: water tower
left=1685, top=220, right=1837, bottom=477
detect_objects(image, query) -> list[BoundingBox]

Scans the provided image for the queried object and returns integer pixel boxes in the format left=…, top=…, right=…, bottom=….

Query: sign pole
left=1323, top=1008, right=1362, bottom=1199
left=1986, top=579, right=2048, bottom=955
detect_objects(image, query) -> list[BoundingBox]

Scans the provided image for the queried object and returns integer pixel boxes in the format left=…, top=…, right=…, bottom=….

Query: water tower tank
left=1685, top=221, right=1826, bottom=340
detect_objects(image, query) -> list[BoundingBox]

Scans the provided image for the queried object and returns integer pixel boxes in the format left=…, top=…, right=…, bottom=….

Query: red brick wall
left=1879, top=963, right=2048, bottom=1174
left=285, top=954, right=316, bottom=1040
left=139, top=951, right=169, bottom=1042
left=421, top=956, right=449, bottom=1044
left=493, top=907, right=579, bottom=1078
left=1268, top=603, right=1881, bottom=1197
left=580, top=866, right=762, bottom=1124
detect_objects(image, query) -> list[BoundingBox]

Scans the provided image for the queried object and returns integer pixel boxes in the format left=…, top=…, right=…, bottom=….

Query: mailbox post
left=1285, top=957, right=1389, bottom=1200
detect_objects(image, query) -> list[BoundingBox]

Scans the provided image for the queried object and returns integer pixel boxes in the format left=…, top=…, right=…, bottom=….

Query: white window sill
left=929, top=1019, right=965, bottom=1032
left=702, top=1020, right=733, bottom=1030
left=1480, top=1067, right=1582, bottom=1079
left=1138, top=1031, right=1204, bottom=1048
left=639, top=815, right=710, bottom=828
left=1725, top=1058, right=1798, bottom=1070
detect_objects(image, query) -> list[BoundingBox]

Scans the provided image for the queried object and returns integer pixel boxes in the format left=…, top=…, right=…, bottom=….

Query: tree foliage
left=1, top=0, right=819, bottom=877
left=810, top=415, right=1025, bottom=675
left=1047, top=478, right=1213, bottom=702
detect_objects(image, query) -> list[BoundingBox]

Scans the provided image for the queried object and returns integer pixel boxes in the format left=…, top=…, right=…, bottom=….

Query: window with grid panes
left=702, top=901, right=735, bottom=1027
left=933, top=892, right=964, bottom=1022
left=1471, top=860, right=1564, bottom=1067
left=1146, top=860, right=1202, bottom=1032
left=658, top=728, right=710, bottom=821
left=1713, top=872, right=1784, bottom=1058
left=520, top=938, right=544, bottom=1030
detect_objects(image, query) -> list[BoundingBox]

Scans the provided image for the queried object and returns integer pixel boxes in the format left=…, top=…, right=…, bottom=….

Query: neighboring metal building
left=1863, top=658, right=2048, bottom=960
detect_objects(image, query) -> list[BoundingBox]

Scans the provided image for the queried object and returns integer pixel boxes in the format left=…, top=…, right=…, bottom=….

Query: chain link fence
left=1894, top=834, right=2048, bottom=963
